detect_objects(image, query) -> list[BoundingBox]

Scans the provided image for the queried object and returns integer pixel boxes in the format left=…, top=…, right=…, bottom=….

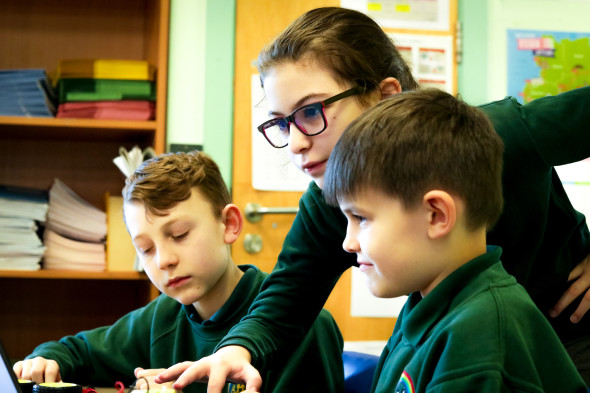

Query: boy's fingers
left=44, top=361, right=61, bottom=383
left=12, top=361, right=23, bottom=378
left=155, top=361, right=195, bottom=383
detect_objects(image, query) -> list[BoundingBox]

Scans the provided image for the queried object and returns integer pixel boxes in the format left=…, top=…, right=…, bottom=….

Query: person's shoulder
left=477, top=96, right=520, bottom=115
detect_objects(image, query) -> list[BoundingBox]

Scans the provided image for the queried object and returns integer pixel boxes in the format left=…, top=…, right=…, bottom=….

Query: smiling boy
left=14, top=151, right=344, bottom=393
left=323, top=89, right=586, bottom=392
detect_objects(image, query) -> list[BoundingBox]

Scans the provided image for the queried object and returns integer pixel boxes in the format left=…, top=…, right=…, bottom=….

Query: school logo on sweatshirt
left=226, top=382, right=245, bottom=393
left=395, top=370, right=415, bottom=393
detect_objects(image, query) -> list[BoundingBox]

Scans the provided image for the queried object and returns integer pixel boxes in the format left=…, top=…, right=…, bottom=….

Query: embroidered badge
left=395, top=370, right=415, bottom=393
left=227, top=382, right=246, bottom=392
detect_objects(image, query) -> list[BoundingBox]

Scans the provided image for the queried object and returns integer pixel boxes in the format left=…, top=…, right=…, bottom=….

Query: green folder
left=57, top=78, right=156, bottom=102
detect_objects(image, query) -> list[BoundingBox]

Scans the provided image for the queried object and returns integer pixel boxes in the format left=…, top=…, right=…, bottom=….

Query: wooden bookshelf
left=0, top=0, right=169, bottom=359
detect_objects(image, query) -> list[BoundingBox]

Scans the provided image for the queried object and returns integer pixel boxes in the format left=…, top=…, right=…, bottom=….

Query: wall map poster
left=507, top=29, right=590, bottom=104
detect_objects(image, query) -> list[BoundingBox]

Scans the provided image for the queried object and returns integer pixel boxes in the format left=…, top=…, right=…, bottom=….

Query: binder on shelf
left=52, top=59, right=157, bottom=121
left=56, top=100, right=155, bottom=121
left=54, top=59, right=155, bottom=81
left=0, top=69, right=56, bottom=117
left=57, top=78, right=156, bottom=102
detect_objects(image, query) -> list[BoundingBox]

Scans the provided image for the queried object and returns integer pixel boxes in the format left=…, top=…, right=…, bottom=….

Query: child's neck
left=193, top=261, right=244, bottom=321
left=420, top=228, right=487, bottom=297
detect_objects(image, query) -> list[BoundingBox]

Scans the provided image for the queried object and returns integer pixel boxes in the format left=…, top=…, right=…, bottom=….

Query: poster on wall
left=507, top=29, right=590, bottom=105
left=507, top=29, right=590, bottom=221
left=390, top=33, right=454, bottom=94
left=341, top=0, right=450, bottom=31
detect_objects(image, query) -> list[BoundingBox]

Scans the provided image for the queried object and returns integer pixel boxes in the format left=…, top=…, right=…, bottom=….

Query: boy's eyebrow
left=267, top=92, right=327, bottom=117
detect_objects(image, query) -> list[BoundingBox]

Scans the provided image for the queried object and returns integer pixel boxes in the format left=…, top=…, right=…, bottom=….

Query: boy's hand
left=13, top=357, right=62, bottom=383
left=155, top=346, right=262, bottom=393
left=550, top=253, right=590, bottom=323
left=134, top=367, right=176, bottom=390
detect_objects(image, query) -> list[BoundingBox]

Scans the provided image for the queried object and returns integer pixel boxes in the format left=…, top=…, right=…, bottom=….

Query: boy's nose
left=156, top=247, right=179, bottom=269
left=288, top=123, right=312, bottom=154
left=342, top=231, right=360, bottom=254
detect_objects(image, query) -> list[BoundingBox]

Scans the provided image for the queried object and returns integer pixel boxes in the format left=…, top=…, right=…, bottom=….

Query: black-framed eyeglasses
left=257, top=86, right=364, bottom=148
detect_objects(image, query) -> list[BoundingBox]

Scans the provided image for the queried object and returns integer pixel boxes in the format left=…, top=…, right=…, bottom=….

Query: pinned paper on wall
left=350, top=267, right=408, bottom=318
left=251, top=74, right=311, bottom=192
left=341, top=0, right=450, bottom=31
left=389, top=33, right=454, bottom=94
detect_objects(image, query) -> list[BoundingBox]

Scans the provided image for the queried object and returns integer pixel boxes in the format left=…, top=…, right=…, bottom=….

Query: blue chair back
left=343, top=351, right=380, bottom=393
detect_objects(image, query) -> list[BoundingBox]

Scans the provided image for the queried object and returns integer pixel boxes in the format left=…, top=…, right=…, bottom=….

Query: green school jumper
left=372, top=246, right=586, bottom=393
left=26, top=265, right=344, bottom=393
left=216, top=87, right=590, bottom=380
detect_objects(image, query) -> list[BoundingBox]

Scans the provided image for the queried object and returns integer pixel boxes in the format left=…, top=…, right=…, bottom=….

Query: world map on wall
left=507, top=29, right=590, bottom=104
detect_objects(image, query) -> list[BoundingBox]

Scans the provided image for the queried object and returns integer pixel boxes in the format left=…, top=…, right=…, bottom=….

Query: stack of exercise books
left=0, top=185, right=48, bottom=271
left=43, top=179, right=107, bottom=271
left=53, top=59, right=156, bottom=121
left=0, top=69, right=56, bottom=117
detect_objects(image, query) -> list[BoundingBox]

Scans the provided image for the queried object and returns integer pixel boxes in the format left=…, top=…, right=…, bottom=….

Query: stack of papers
left=0, top=185, right=48, bottom=270
left=43, top=179, right=106, bottom=271
left=54, top=59, right=156, bottom=121
left=0, top=69, right=56, bottom=117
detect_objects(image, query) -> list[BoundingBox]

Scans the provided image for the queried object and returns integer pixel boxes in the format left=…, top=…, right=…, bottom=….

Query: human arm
left=18, top=298, right=160, bottom=386
left=517, top=86, right=590, bottom=166
left=13, top=357, right=61, bottom=383
left=481, top=86, right=590, bottom=325
left=518, top=87, right=590, bottom=321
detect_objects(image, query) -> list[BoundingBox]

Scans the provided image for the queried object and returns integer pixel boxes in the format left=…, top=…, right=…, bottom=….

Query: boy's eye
left=353, top=214, right=367, bottom=225
left=138, top=246, right=154, bottom=255
left=172, top=231, right=189, bottom=240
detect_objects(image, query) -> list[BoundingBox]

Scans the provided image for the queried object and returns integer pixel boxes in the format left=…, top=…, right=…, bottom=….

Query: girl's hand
left=550, top=253, right=590, bottom=323
left=155, top=346, right=262, bottom=393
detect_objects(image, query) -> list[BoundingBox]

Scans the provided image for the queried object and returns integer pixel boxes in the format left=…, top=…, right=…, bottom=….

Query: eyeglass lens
left=263, top=103, right=326, bottom=147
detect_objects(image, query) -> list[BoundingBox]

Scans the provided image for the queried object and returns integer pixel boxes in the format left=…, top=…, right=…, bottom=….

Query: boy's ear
left=379, top=77, right=402, bottom=99
left=423, top=190, right=456, bottom=239
left=221, top=204, right=243, bottom=244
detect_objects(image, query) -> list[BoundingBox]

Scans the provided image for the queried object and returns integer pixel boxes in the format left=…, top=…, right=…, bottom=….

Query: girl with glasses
left=158, top=7, right=590, bottom=392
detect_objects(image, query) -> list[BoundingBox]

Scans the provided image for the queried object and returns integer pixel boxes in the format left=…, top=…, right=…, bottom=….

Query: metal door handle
left=245, top=202, right=299, bottom=223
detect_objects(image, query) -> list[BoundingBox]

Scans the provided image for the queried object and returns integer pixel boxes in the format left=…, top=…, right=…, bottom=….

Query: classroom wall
left=167, top=0, right=235, bottom=186
left=167, top=0, right=590, bottom=186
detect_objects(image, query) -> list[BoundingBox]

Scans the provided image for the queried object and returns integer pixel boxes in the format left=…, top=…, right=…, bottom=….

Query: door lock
left=243, top=233, right=263, bottom=254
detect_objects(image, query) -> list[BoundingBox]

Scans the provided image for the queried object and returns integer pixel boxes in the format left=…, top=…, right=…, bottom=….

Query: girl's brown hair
left=257, top=7, right=419, bottom=104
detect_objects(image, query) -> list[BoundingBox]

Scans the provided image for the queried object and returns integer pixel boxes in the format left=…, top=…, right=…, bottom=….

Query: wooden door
left=231, top=0, right=457, bottom=341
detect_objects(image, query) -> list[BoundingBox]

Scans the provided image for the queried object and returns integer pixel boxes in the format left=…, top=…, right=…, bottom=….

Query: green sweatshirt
left=217, top=87, right=590, bottom=374
left=372, top=246, right=586, bottom=393
left=27, top=265, right=344, bottom=393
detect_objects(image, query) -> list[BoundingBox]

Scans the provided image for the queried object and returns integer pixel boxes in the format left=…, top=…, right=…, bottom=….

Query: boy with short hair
left=323, top=89, right=587, bottom=392
left=14, top=151, right=344, bottom=393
